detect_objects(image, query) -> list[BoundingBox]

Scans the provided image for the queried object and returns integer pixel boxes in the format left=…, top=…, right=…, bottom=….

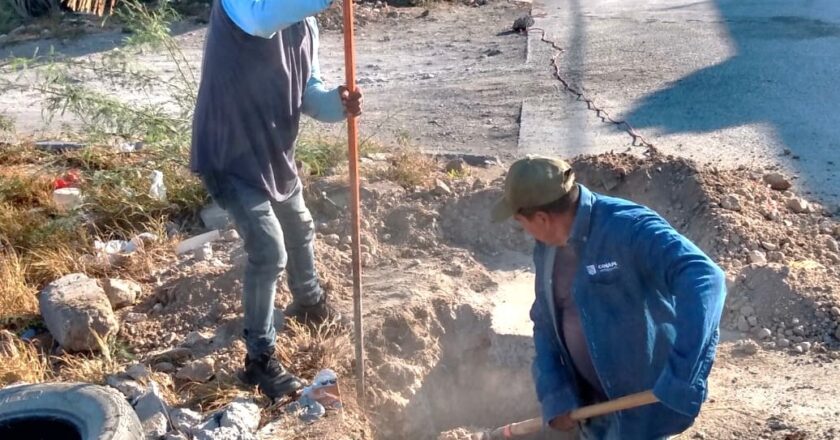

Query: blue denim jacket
left=531, top=185, right=726, bottom=439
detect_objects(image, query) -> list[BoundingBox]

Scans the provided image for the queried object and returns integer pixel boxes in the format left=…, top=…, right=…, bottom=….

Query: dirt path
left=1, top=1, right=544, bottom=157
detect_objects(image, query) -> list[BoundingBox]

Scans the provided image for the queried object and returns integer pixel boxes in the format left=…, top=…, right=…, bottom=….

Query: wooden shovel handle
left=491, top=391, right=658, bottom=438
left=570, top=390, right=658, bottom=421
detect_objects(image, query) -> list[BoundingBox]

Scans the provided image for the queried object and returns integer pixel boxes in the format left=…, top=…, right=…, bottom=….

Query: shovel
left=471, top=390, right=658, bottom=440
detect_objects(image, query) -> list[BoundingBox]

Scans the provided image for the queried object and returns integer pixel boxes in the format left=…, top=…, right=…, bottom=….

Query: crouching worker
left=491, top=156, right=726, bottom=439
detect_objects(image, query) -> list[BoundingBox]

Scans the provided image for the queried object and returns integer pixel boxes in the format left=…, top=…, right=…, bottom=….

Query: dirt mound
left=80, top=152, right=839, bottom=440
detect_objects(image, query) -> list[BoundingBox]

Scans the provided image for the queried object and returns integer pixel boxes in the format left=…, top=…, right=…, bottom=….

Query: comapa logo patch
left=588, top=261, right=619, bottom=275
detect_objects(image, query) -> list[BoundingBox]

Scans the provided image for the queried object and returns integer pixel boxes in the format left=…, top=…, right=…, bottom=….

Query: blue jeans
left=201, top=173, right=323, bottom=357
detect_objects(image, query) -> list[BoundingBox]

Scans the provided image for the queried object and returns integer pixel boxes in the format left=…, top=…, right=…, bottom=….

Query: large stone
left=194, top=427, right=254, bottom=440
left=39, top=274, right=119, bottom=352
left=170, top=408, right=202, bottom=433
left=134, top=381, right=168, bottom=419
left=200, top=202, right=231, bottom=230
left=786, top=197, right=810, bottom=213
left=103, top=278, right=141, bottom=310
left=142, top=413, right=169, bottom=439
left=106, top=375, right=145, bottom=403
left=444, top=158, right=467, bottom=174
left=219, top=398, right=260, bottom=434
left=720, top=194, right=742, bottom=211
left=755, top=328, right=773, bottom=340
left=176, top=357, right=215, bottom=383
left=749, top=250, right=767, bottom=265
left=763, top=172, right=792, bottom=191
left=134, top=381, right=169, bottom=437
left=126, top=363, right=151, bottom=382
left=822, top=236, right=839, bottom=253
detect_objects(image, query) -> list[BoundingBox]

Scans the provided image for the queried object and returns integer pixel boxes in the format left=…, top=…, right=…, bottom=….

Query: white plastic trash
left=149, top=170, right=167, bottom=201
left=176, top=230, right=221, bottom=255
left=52, top=188, right=83, bottom=211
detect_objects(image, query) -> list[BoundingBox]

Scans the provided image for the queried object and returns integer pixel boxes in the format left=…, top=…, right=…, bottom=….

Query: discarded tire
left=0, top=383, right=143, bottom=440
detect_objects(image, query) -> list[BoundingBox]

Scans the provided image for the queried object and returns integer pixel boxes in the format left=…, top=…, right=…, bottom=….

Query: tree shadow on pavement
left=625, top=0, right=840, bottom=212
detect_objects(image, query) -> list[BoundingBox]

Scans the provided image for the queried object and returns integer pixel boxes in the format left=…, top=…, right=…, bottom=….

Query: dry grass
left=381, top=149, right=438, bottom=188
left=0, top=247, right=38, bottom=323
left=179, top=372, right=250, bottom=412
left=0, top=331, right=51, bottom=386
left=53, top=332, right=127, bottom=384
left=277, top=320, right=354, bottom=380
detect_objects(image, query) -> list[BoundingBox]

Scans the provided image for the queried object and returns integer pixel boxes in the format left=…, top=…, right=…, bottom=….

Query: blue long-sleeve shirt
left=530, top=184, right=726, bottom=438
left=221, top=0, right=345, bottom=122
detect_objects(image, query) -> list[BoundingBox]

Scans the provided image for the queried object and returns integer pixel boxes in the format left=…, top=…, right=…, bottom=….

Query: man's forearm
left=222, top=0, right=332, bottom=38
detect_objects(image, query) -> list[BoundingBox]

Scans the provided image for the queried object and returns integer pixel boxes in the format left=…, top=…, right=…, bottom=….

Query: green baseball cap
left=491, top=156, right=576, bottom=222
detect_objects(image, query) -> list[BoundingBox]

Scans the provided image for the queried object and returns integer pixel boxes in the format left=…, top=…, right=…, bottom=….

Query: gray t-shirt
left=553, top=245, right=606, bottom=400
left=190, top=1, right=312, bottom=202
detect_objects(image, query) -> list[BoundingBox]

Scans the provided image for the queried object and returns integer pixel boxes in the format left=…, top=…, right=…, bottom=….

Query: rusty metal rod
left=342, top=0, right=365, bottom=404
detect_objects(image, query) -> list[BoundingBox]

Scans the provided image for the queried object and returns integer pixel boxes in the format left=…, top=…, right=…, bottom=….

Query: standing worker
left=190, top=0, right=363, bottom=399
left=492, top=156, right=726, bottom=439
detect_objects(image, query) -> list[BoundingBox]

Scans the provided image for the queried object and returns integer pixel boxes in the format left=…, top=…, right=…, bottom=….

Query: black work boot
left=284, top=291, right=348, bottom=328
left=239, top=349, right=303, bottom=399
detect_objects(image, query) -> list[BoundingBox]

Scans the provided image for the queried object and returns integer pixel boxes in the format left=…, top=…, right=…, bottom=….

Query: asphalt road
left=522, top=0, right=840, bottom=211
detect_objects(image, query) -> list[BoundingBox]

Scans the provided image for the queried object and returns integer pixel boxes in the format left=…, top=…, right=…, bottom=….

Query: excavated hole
left=371, top=155, right=838, bottom=439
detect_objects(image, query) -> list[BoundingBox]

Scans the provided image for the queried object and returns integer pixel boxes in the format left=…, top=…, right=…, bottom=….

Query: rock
left=433, top=179, right=452, bottom=196
left=734, top=340, right=759, bottom=355
left=103, top=278, right=141, bottom=310
left=786, top=197, right=810, bottom=213
left=800, top=341, right=812, bottom=352
left=793, top=325, right=806, bottom=336
left=763, top=173, right=792, bottom=191
left=822, top=236, right=839, bottom=253
left=756, top=328, right=773, bottom=340
left=106, top=375, right=145, bottom=402
left=143, top=412, right=169, bottom=439
left=194, top=427, right=253, bottom=440
left=835, top=326, right=840, bottom=340
left=176, top=358, right=215, bottom=383
left=737, top=316, right=751, bottom=332
left=152, top=303, right=164, bottom=314
left=512, top=14, right=534, bottom=32
left=749, top=250, right=767, bottom=265
left=126, top=363, right=151, bottom=381
left=164, top=432, right=189, bottom=440
left=720, top=194, right=742, bottom=211
left=194, top=242, right=213, bottom=261
left=134, top=382, right=169, bottom=437
left=792, top=318, right=800, bottom=325
left=223, top=229, right=240, bottom=241
left=39, top=273, right=119, bottom=352
left=747, top=316, right=758, bottom=327
left=444, top=158, right=467, bottom=174
left=793, top=344, right=804, bottom=354
left=777, top=337, right=791, bottom=348
left=153, top=362, right=176, bottom=373
left=761, top=241, right=778, bottom=251
left=183, top=331, right=212, bottom=347
left=739, top=305, right=756, bottom=317
left=768, top=251, right=785, bottom=262
left=176, top=230, right=221, bottom=255
left=170, top=408, right=202, bottom=433
left=149, top=347, right=193, bottom=364
left=831, top=307, right=840, bottom=318
left=125, top=312, right=147, bottom=323
left=324, top=234, right=341, bottom=247
left=219, top=398, right=260, bottom=434
left=200, top=203, right=231, bottom=230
